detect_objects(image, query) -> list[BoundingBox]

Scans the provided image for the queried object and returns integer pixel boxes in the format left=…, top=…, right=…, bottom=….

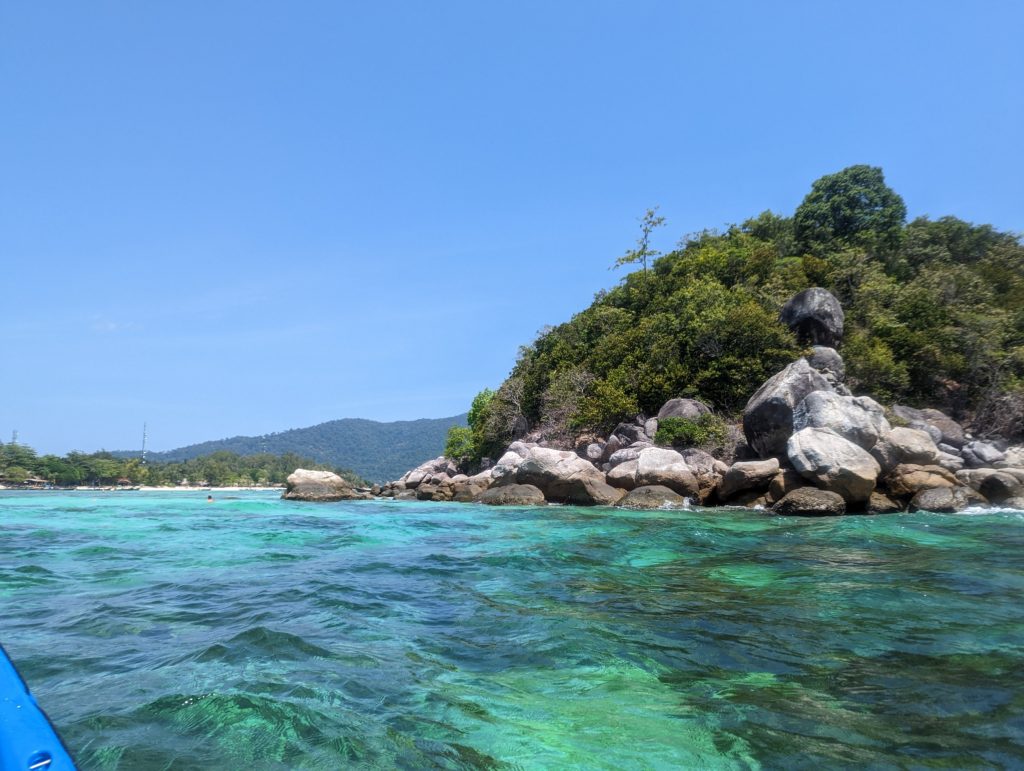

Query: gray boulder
left=656, top=398, right=711, bottom=421
left=719, top=458, right=780, bottom=500
left=1002, top=497, right=1024, bottom=510
left=892, top=405, right=966, bottom=449
left=870, top=427, right=940, bottom=473
left=678, top=448, right=724, bottom=503
left=787, top=427, right=880, bottom=503
left=772, top=488, right=846, bottom=516
left=780, top=287, right=845, bottom=347
left=607, top=446, right=644, bottom=468
left=634, top=448, right=699, bottom=498
left=805, top=346, right=846, bottom=382
left=517, top=447, right=625, bottom=506
left=792, top=391, right=890, bottom=451
left=283, top=469, right=370, bottom=502
left=606, top=459, right=639, bottom=490
left=617, top=485, right=688, bottom=510
left=477, top=484, right=546, bottom=506
left=767, top=469, right=806, bottom=504
left=743, top=358, right=833, bottom=458
left=961, top=441, right=1007, bottom=469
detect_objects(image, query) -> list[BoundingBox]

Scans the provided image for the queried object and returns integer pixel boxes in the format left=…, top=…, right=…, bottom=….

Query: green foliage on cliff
left=655, top=415, right=729, bottom=449
left=464, top=165, right=1024, bottom=453
left=0, top=443, right=368, bottom=487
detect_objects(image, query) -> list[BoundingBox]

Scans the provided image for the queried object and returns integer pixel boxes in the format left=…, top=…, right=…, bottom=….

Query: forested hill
left=130, top=415, right=467, bottom=483
left=449, top=165, right=1024, bottom=463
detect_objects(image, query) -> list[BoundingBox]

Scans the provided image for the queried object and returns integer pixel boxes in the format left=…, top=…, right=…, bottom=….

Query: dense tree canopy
left=0, top=443, right=367, bottom=488
left=449, top=166, right=1024, bottom=462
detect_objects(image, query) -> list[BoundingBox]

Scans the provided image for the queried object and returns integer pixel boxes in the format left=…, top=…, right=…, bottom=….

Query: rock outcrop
left=779, top=287, right=845, bottom=347
left=656, top=398, right=711, bottom=421
left=282, top=469, right=370, bottom=502
left=516, top=447, right=625, bottom=505
left=743, top=358, right=832, bottom=458
left=718, top=458, right=779, bottom=500
left=634, top=448, right=699, bottom=499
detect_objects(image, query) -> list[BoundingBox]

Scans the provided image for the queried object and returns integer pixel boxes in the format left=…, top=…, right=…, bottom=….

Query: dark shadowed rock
left=771, top=488, right=846, bottom=516
left=780, top=287, right=845, bottom=347
left=283, top=469, right=370, bottom=501
left=767, top=469, right=805, bottom=504
left=743, top=358, right=833, bottom=458
left=477, top=484, right=546, bottom=506
left=1003, top=497, right=1024, bottom=510
left=868, top=492, right=903, bottom=514
left=656, top=398, right=711, bottom=421
left=617, top=485, right=688, bottom=510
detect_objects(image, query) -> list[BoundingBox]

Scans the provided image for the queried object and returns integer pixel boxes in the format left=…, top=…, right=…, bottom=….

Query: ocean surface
left=1, top=491, right=1022, bottom=770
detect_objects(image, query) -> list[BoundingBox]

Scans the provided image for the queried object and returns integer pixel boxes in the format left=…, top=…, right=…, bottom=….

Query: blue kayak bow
left=0, top=643, right=77, bottom=770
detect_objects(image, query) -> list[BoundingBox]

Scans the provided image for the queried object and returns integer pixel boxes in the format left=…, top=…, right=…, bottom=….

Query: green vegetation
left=121, top=414, right=467, bottom=483
left=455, top=166, right=1024, bottom=460
left=655, top=415, right=729, bottom=449
left=0, top=442, right=367, bottom=488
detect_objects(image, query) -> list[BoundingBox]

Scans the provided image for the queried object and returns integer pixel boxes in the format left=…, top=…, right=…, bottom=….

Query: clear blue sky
left=2, top=1, right=1022, bottom=455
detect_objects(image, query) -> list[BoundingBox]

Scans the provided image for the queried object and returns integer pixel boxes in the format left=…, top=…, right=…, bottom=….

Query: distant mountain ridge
left=126, top=415, right=467, bottom=483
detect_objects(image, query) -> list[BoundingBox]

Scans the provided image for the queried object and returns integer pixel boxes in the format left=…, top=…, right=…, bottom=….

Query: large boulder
left=719, top=458, right=780, bottom=500
left=780, top=287, right=845, bottom=347
left=792, top=391, right=890, bottom=451
left=517, top=447, right=625, bottom=505
left=767, top=469, right=806, bottom=504
left=870, top=427, right=940, bottom=473
left=606, top=459, right=639, bottom=490
left=891, top=406, right=966, bottom=449
left=283, top=469, right=369, bottom=502
left=656, top=398, right=711, bottom=421
left=634, top=448, right=700, bottom=498
left=743, top=358, right=833, bottom=458
left=477, top=484, right=546, bottom=506
left=885, top=464, right=957, bottom=497
left=787, top=427, right=880, bottom=503
left=772, top=488, right=846, bottom=516
left=617, top=485, right=688, bottom=510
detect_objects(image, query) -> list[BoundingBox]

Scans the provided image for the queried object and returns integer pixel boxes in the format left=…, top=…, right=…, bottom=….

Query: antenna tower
left=141, top=423, right=148, bottom=464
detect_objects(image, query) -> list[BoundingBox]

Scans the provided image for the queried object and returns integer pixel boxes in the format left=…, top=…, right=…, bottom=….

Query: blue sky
left=1, top=1, right=1022, bottom=455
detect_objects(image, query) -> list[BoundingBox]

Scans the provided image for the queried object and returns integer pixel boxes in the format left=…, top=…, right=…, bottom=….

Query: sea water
left=1, top=490, right=1022, bottom=769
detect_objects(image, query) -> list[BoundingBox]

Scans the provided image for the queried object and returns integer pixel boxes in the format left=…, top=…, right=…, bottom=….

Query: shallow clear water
left=1, top=491, right=1023, bottom=769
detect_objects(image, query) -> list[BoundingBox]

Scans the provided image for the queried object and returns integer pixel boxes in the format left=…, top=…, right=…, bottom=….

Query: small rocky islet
left=286, top=287, right=1024, bottom=516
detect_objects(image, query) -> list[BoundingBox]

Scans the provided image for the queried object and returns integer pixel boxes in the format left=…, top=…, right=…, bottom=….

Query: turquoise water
left=1, top=491, right=1023, bottom=769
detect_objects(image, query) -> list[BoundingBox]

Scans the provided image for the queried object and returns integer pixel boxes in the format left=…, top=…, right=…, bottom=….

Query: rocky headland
left=287, top=287, right=1024, bottom=515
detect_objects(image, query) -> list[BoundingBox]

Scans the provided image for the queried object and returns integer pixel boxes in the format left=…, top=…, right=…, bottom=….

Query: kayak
left=0, top=643, right=77, bottom=769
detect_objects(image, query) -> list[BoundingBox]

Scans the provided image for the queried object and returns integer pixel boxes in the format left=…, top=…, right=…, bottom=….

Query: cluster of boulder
left=286, top=287, right=1024, bottom=516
